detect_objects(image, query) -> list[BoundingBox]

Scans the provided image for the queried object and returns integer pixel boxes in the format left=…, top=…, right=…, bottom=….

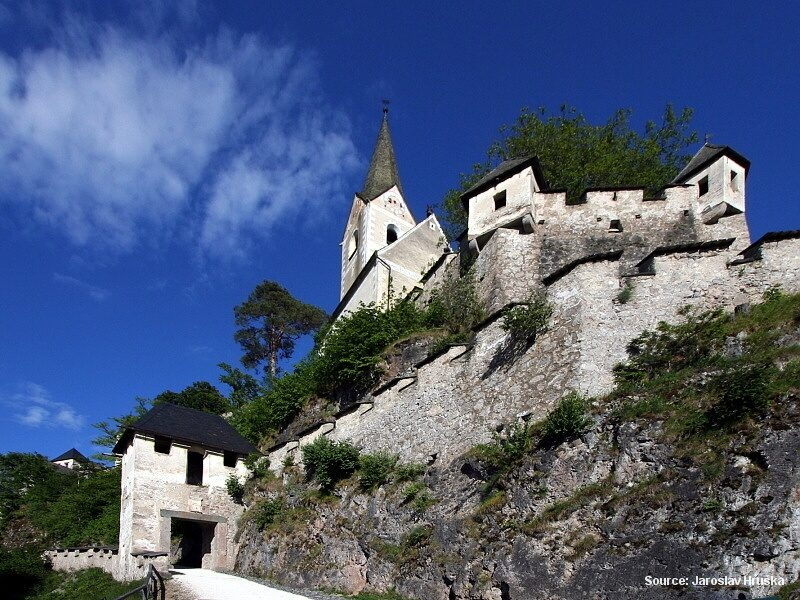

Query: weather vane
left=382, top=98, right=391, bottom=115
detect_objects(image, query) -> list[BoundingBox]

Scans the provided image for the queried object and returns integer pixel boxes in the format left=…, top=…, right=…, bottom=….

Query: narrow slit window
left=493, top=190, right=507, bottom=210
left=348, top=230, right=358, bottom=259
left=698, top=176, right=709, bottom=196
left=154, top=436, right=172, bottom=454
left=186, top=451, right=204, bottom=486
left=730, top=170, right=739, bottom=192
left=223, top=451, right=237, bottom=468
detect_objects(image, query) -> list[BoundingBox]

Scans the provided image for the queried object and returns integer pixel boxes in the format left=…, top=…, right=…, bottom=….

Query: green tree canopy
left=218, top=362, right=265, bottom=409
left=152, top=380, right=230, bottom=415
left=441, top=104, right=698, bottom=238
left=234, top=281, right=328, bottom=379
left=0, top=453, right=120, bottom=548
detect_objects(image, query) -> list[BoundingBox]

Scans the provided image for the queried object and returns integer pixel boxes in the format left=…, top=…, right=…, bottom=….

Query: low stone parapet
left=45, top=546, right=118, bottom=575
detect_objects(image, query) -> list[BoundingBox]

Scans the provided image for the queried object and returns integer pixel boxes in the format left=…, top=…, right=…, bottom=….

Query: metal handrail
left=114, top=564, right=165, bottom=600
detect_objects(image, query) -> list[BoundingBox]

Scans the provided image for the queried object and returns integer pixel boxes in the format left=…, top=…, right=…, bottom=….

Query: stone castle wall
left=269, top=225, right=800, bottom=470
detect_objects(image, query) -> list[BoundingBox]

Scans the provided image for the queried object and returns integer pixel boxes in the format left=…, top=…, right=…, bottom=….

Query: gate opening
left=171, top=518, right=215, bottom=568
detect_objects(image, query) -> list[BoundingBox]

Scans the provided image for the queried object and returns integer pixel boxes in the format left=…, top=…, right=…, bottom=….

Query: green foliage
left=0, top=453, right=68, bottom=530
left=704, top=364, right=771, bottom=427
left=501, top=293, right=552, bottom=339
left=358, top=451, right=399, bottom=491
left=472, top=421, right=535, bottom=471
left=394, top=462, right=426, bottom=483
left=315, top=300, right=426, bottom=401
left=91, top=397, right=149, bottom=457
left=616, top=281, right=635, bottom=304
left=231, top=357, right=319, bottom=443
left=244, top=453, right=271, bottom=479
left=231, top=278, right=485, bottom=443
left=301, top=437, right=360, bottom=491
left=226, top=474, right=245, bottom=503
left=252, top=497, right=287, bottom=530
left=424, top=270, right=485, bottom=334
left=441, top=104, right=697, bottom=235
left=0, top=453, right=120, bottom=548
left=153, top=381, right=231, bottom=415
left=234, top=280, right=328, bottom=379
left=609, top=291, right=800, bottom=486
left=540, top=392, right=591, bottom=448
left=218, top=362, right=266, bottom=408
left=613, top=307, right=729, bottom=388
left=410, top=488, right=438, bottom=513
left=521, top=480, right=611, bottom=534
left=403, top=525, right=433, bottom=548
left=26, top=568, right=135, bottom=600
left=28, top=466, right=121, bottom=547
left=0, top=546, right=50, bottom=600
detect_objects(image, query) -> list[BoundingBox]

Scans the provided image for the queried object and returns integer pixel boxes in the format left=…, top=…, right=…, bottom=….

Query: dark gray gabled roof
left=51, top=448, right=89, bottom=463
left=111, top=403, right=258, bottom=456
left=360, top=110, right=403, bottom=202
left=460, top=156, right=546, bottom=209
left=672, top=143, right=751, bottom=184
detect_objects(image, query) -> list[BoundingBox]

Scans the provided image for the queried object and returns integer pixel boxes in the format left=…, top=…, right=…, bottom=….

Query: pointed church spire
left=360, top=108, right=403, bottom=201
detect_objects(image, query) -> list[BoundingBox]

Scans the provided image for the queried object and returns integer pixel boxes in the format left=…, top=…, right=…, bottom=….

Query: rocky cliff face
left=235, top=393, right=800, bottom=600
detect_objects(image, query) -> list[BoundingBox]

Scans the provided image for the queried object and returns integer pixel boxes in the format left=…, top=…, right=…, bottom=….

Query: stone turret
left=671, top=143, right=750, bottom=224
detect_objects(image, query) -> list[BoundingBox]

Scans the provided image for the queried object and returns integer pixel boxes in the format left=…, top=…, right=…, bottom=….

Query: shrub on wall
left=302, top=437, right=360, bottom=491
left=424, top=269, right=485, bottom=334
left=540, top=392, right=591, bottom=448
left=501, top=292, right=552, bottom=340
left=226, top=474, right=245, bottom=504
left=315, top=300, right=426, bottom=401
left=358, top=451, right=399, bottom=491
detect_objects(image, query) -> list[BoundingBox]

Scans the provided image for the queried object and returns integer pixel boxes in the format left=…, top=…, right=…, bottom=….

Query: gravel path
left=168, top=568, right=345, bottom=600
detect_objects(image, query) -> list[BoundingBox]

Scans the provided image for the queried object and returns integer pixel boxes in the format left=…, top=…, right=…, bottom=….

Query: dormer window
left=493, top=190, right=507, bottom=210
left=698, top=176, right=709, bottom=197
left=348, top=230, right=359, bottom=259
left=386, top=224, right=399, bottom=245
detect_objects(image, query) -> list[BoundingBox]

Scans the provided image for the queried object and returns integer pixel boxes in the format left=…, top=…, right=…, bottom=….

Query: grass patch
left=28, top=568, right=136, bottom=600
left=520, top=479, right=612, bottom=535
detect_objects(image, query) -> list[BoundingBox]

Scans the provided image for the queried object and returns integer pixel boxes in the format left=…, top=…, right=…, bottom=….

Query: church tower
left=334, top=109, right=450, bottom=320
left=340, top=109, right=417, bottom=299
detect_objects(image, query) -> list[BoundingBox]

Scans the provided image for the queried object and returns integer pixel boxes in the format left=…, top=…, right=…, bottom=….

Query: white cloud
left=0, top=13, right=359, bottom=258
left=53, top=272, right=110, bottom=301
left=4, top=382, right=86, bottom=431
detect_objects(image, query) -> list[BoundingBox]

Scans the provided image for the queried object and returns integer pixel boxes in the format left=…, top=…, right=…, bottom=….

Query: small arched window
left=386, top=224, right=399, bottom=245
left=348, top=230, right=359, bottom=259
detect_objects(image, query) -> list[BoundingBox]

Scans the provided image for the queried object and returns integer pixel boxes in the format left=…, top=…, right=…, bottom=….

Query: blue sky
left=0, top=1, right=798, bottom=459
